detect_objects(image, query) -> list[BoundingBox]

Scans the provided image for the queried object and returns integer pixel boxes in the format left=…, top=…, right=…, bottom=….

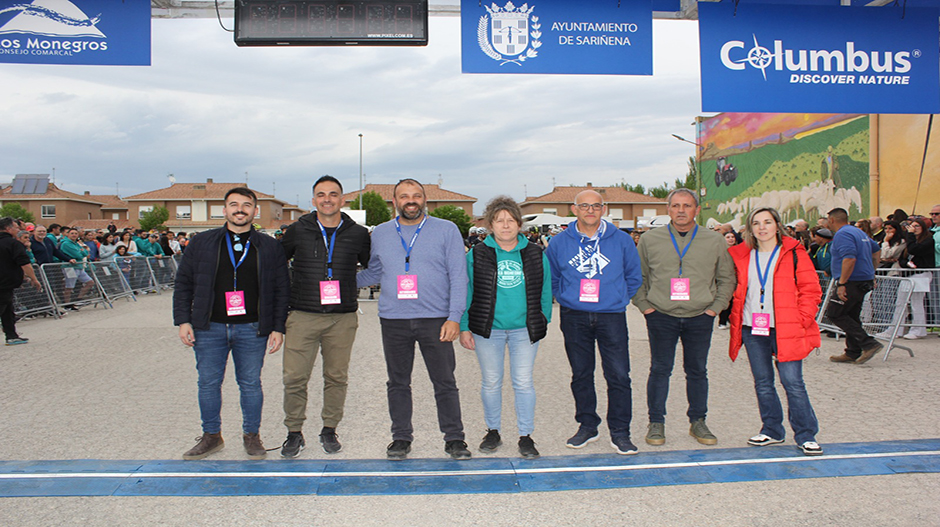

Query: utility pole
left=358, top=133, right=364, bottom=209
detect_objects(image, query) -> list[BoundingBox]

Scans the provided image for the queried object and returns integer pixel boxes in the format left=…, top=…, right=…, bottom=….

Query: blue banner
left=461, top=0, right=652, bottom=75
left=699, top=3, right=940, bottom=114
left=0, top=0, right=150, bottom=66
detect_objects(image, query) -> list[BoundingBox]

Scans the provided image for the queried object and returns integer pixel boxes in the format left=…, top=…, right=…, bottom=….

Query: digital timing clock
left=234, top=0, right=429, bottom=46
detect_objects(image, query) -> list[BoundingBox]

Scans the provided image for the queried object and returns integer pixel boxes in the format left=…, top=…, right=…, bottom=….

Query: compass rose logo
left=733, top=34, right=774, bottom=80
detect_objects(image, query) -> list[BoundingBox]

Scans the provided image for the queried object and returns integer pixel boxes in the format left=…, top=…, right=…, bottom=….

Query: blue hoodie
left=545, top=220, right=642, bottom=313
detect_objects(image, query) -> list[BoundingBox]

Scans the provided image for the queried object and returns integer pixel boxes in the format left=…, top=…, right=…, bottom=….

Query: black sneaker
left=5, top=337, right=28, bottom=346
left=319, top=427, right=342, bottom=454
left=387, top=439, right=412, bottom=460
left=281, top=431, right=305, bottom=458
left=565, top=427, right=599, bottom=449
left=518, top=435, right=540, bottom=459
left=610, top=435, right=638, bottom=455
left=479, top=429, right=502, bottom=453
left=445, top=440, right=472, bottom=460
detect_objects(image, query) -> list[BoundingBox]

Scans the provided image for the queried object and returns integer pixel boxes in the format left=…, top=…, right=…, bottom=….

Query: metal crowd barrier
left=816, top=274, right=916, bottom=362
left=12, top=264, right=59, bottom=319
left=38, top=262, right=108, bottom=311
left=875, top=267, right=940, bottom=334
left=147, top=255, right=177, bottom=291
left=88, top=261, right=136, bottom=304
left=121, top=256, right=159, bottom=294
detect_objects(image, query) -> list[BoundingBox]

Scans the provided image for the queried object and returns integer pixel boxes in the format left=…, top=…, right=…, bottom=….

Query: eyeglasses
left=931, top=212, right=940, bottom=216
left=576, top=203, right=604, bottom=211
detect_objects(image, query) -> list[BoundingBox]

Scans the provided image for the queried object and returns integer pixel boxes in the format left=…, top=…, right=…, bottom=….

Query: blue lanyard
left=395, top=215, right=427, bottom=273
left=317, top=219, right=343, bottom=279
left=668, top=224, right=698, bottom=277
left=754, top=244, right=780, bottom=310
left=225, top=233, right=251, bottom=290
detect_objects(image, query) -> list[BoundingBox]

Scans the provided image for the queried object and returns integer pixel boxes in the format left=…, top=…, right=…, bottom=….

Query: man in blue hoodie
left=545, top=189, right=643, bottom=455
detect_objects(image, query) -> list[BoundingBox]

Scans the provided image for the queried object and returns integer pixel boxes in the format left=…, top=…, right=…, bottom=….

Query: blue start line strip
left=0, top=439, right=937, bottom=497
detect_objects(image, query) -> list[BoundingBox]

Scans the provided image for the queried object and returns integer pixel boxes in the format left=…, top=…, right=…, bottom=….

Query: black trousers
left=380, top=317, right=464, bottom=442
left=826, top=280, right=878, bottom=359
left=0, top=289, right=18, bottom=340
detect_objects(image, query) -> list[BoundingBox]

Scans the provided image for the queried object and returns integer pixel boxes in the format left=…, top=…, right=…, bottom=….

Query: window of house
left=139, top=205, right=153, bottom=219
left=177, top=205, right=191, bottom=220
left=543, top=208, right=557, bottom=215
left=41, top=205, right=56, bottom=218
left=254, top=208, right=261, bottom=219
left=210, top=205, right=224, bottom=219
left=112, top=213, right=120, bottom=220
left=608, top=208, right=623, bottom=220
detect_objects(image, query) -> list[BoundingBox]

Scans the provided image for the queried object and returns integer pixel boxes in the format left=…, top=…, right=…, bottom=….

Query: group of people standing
left=173, top=176, right=837, bottom=464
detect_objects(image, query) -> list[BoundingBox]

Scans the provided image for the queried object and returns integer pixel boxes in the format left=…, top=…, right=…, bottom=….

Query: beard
left=228, top=213, right=251, bottom=226
left=398, top=202, right=424, bottom=221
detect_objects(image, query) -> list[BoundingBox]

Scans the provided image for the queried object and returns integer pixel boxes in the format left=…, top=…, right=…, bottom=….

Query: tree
left=648, top=184, right=671, bottom=199
left=0, top=203, right=35, bottom=223
left=139, top=205, right=170, bottom=232
left=429, top=205, right=473, bottom=237
left=620, top=182, right=646, bottom=195
left=349, top=191, right=390, bottom=226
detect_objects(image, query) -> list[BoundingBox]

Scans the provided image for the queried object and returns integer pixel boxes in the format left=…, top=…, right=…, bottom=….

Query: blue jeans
left=473, top=328, right=539, bottom=436
left=193, top=322, right=268, bottom=434
left=742, top=328, right=819, bottom=445
left=559, top=308, right=632, bottom=437
left=645, top=311, right=714, bottom=423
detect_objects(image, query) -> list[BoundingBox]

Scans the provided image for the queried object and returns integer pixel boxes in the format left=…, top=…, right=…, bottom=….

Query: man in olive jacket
left=279, top=175, right=371, bottom=457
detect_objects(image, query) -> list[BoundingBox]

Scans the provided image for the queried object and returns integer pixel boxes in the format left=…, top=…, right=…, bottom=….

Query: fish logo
left=0, top=0, right=104, bottom=38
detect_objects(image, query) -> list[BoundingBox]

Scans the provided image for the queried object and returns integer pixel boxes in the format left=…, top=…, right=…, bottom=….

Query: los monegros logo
left=720, top=34, right=919, bottom=86
left=0, top=0, right=107, bottom=57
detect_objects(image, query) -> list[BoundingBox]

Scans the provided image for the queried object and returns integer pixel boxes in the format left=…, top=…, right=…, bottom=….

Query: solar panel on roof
left=9, top=174, right=50, bottom=194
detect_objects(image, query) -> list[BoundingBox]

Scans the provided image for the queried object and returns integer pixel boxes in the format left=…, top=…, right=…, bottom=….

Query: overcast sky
left=0, top=16, right=704, bottom=214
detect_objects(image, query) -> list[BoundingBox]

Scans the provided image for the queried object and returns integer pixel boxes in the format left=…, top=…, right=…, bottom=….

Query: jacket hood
left=483, top=233, right=529, bottom=253
left=562, top=220, right=616, bottom=241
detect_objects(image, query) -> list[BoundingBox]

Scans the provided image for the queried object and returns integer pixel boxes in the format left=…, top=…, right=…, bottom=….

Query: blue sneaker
left=5, top=337, right=28, bottom=346
left=565, top=427, right=599, bottom=449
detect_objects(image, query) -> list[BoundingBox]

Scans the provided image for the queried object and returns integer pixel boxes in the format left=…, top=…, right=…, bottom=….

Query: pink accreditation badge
left=397, top=275, right=418, bottom=299
left=225, top=290, right=247, bottom=316
left=670, top=278, right=690, bottom=301
left=320, top=280, right=341, bottom=305
left=579, top=279, right=600, bottom=303
left=751, top=313, right=771, bottom=336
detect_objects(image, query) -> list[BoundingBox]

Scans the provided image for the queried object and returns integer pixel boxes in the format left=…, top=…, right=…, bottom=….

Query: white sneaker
left=903, top=333, right=926, bottom=340
left=800, top=441, right=823, bottom=456
left=874, top=331, right=893, bottom=339
left=717, top=324, right=729, bottom=330
left=747, top=434, right=784, bottom=446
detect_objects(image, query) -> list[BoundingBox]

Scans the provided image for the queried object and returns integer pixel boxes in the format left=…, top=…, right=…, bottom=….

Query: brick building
left=520, top=184, right=668, bottom=228
left=342, top=183, right=476, bottom=216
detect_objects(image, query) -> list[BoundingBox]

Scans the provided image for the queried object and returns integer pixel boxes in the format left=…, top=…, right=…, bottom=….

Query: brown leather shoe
left=829, top=353, right=856, bottom=363
left=244, top=433, right=266, bottom=459
left=183, top=433, right=224, bottom=460
left=855, top=342, right=884, bottom=365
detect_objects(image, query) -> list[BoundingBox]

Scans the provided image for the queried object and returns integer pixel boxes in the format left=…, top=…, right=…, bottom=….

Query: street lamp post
left=358, top=133, right=364, bottom=210
left=672, top=132, right=704, bottom=200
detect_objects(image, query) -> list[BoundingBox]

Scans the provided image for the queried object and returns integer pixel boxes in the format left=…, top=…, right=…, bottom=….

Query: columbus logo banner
left=0, top=0, right=150, bottom=65
left=461, top=0, right=652, bottom=75
left=698, top=2, right=939, bottom=114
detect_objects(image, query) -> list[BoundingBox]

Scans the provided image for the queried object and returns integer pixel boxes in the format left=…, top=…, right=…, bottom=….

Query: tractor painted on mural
left=715, top=156, right=738, bottom=187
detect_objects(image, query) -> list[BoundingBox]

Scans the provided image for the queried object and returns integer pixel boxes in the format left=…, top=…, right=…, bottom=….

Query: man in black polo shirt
left=173, top=188, right=290, bottom=460
left=0, top=217, right=43, bottom=346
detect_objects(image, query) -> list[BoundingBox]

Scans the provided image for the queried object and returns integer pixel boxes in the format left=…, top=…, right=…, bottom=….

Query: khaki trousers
left=283, top=310, right=358, bottom=431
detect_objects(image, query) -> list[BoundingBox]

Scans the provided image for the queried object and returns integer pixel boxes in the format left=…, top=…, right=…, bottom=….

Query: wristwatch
left=837, top=283, right=847, bottom=287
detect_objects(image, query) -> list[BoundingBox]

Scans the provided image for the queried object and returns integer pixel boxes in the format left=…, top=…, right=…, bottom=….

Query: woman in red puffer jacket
left=728, top=207, right=823, bottom=456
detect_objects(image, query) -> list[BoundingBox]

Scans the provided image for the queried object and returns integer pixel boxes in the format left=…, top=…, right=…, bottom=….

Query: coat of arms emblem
left=477, top=2, right=541, bottom=65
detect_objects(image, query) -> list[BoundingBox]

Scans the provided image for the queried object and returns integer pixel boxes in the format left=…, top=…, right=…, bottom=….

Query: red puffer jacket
left=728, top=236, right=822, bottom=362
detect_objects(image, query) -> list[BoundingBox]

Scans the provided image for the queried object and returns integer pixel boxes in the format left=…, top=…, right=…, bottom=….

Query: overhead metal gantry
left=149, top=0, right=702, bottom=20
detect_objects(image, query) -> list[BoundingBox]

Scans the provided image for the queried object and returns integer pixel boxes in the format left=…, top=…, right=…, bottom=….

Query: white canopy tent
left=522, top=213, right=571, bottom=229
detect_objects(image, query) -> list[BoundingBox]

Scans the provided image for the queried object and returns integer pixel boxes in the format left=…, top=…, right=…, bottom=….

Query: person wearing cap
left=279, top=175, right=370, bottom=458
left=811, top=227, right=833, bottom=276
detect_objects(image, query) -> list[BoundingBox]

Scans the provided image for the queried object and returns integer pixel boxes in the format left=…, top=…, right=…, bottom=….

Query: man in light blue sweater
left=357, top=179, right=471, bottom=461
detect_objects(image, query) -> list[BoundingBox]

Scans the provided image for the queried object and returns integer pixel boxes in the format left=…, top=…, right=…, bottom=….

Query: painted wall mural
left=697, top=113, right=870, bottom=230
